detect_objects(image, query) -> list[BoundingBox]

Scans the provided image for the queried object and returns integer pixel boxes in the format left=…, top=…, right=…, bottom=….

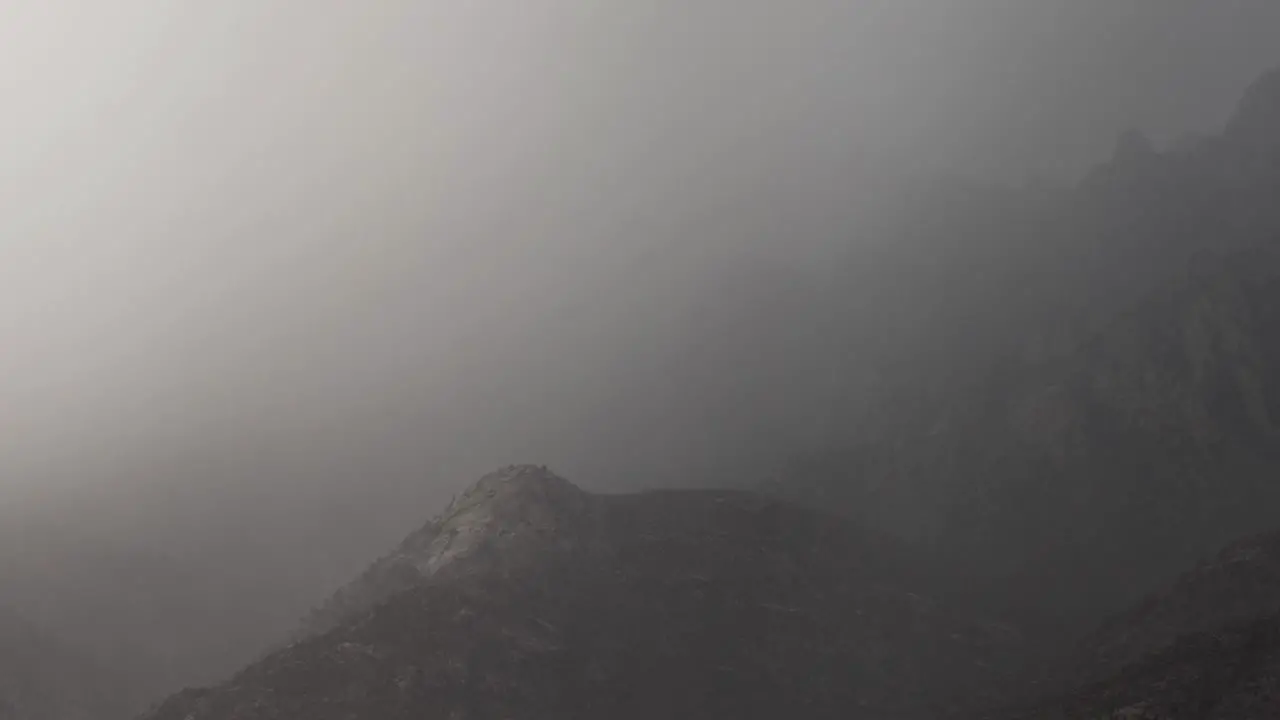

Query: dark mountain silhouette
left=122, top=65, right=1280, bottom=719
left=1225, top=69, right=1280, bottom=153
left=114, top=58, right=1280, bottom=720
left=763, top=66, right=1280, bottom=643
left=992, top=531, right=1280, bottom=719
left=140, top=465, right=1023, bottom=720
left=1079, top=531, right=1280, bottom=687
left=995, top=613, right=1280, bottom=719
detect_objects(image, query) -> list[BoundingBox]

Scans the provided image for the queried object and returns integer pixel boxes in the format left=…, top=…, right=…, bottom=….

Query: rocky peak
left=143, top=473, right=1027, bottom=720
left=297, top=465, right=596, bottom=638
left=442, top=464, right=590, bottom=540
left=1111, top=128, right=1157, bottom=164
left=1225, top=67, right=1280, bottom=151
left=414, top=464, right=597, bottom=577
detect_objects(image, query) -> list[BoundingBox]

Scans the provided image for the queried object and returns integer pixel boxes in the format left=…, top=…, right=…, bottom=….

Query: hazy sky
left=0, top=0, right=1277, bottom=535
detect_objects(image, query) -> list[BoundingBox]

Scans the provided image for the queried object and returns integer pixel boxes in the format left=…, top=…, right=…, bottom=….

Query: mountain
left=140, top=465, right=1023, bottom=720
left=991, top=530, right=1280, bottom=719
left=957, top=246, right=1280, bottom=619
left=762, top=67, right=1280, bottom=640
left=126, top=64, right=1280, bottom=718
left=0, top=606, right=129, bottom=720
left=996, top=613, right=1280, bottom=719
left=1078, top=530, right=1280, bottom=686
left=1225, top=69, right=1280, bottom=154
left=770, top=244, right=1280, bottom=640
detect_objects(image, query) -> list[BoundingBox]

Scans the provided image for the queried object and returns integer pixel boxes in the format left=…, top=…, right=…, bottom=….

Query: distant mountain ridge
left=763, top=66, right=1280, bottom=640
left=296, top=464, right=600, bottom=639
left=31, top=65, right=1280, bottom=718
left=142, top=465, right=1024, bottom=720
left=126, top=61, right=1280, bottom=720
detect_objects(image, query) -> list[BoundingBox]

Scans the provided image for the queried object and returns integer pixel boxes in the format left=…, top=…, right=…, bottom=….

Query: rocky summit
left=141, top=465, right=1022, bottom=720
left=297, top=465, right=600, bottom=638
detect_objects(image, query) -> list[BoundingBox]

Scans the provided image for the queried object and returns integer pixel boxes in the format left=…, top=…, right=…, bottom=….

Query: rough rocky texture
left=141, top=465, right=1023, bottom=720
left=1077, top=531, right=1280, bottom=687
left=991, top=613, right=1280, bottom=720
left=988, top=531, right=1280, bottom=719
left=298, top=465, right=599, bottom=638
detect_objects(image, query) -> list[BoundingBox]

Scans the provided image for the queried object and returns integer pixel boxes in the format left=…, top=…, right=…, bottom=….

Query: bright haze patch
left=0, top=0, right=1276, bottom=505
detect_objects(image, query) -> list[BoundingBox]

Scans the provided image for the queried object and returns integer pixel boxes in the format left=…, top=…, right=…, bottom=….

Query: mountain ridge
left=991, top=529, right=1280, bottom=719
left=142, top=465, right=1024, bottom=720
left=762, top=67, right=1280, bottom=632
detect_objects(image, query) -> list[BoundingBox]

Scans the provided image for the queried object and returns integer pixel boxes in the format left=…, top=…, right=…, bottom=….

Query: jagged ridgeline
left=141, top=466, right=1023, bottom=720
left=134, top=65, right=1280, bottom=720
left=764, top=68, right=1280, bottom=639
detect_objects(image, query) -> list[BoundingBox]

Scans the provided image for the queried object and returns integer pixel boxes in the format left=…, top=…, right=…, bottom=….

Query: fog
left=0, top=0, right=1278, bottom=698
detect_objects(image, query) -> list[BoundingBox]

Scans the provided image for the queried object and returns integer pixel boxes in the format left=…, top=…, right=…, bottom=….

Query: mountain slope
left=764, top=68, right=1280, bottom=641
left=142, top=465, right=1022, bottom=720
left=992, top=530, right=1280, bottom=719
left=1077, top=530, right=1280, bottom=687
left=996, top=613, right=1280, bottom=720
left=947, top=246, right=1280, bottom=619
left=771, top=243, right=1280, bottom=642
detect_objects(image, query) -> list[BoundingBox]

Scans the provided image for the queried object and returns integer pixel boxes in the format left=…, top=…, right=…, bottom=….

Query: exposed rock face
left=142, top=466, right=1024, bottom=720
left=299, top=465, right=599, bottom=638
